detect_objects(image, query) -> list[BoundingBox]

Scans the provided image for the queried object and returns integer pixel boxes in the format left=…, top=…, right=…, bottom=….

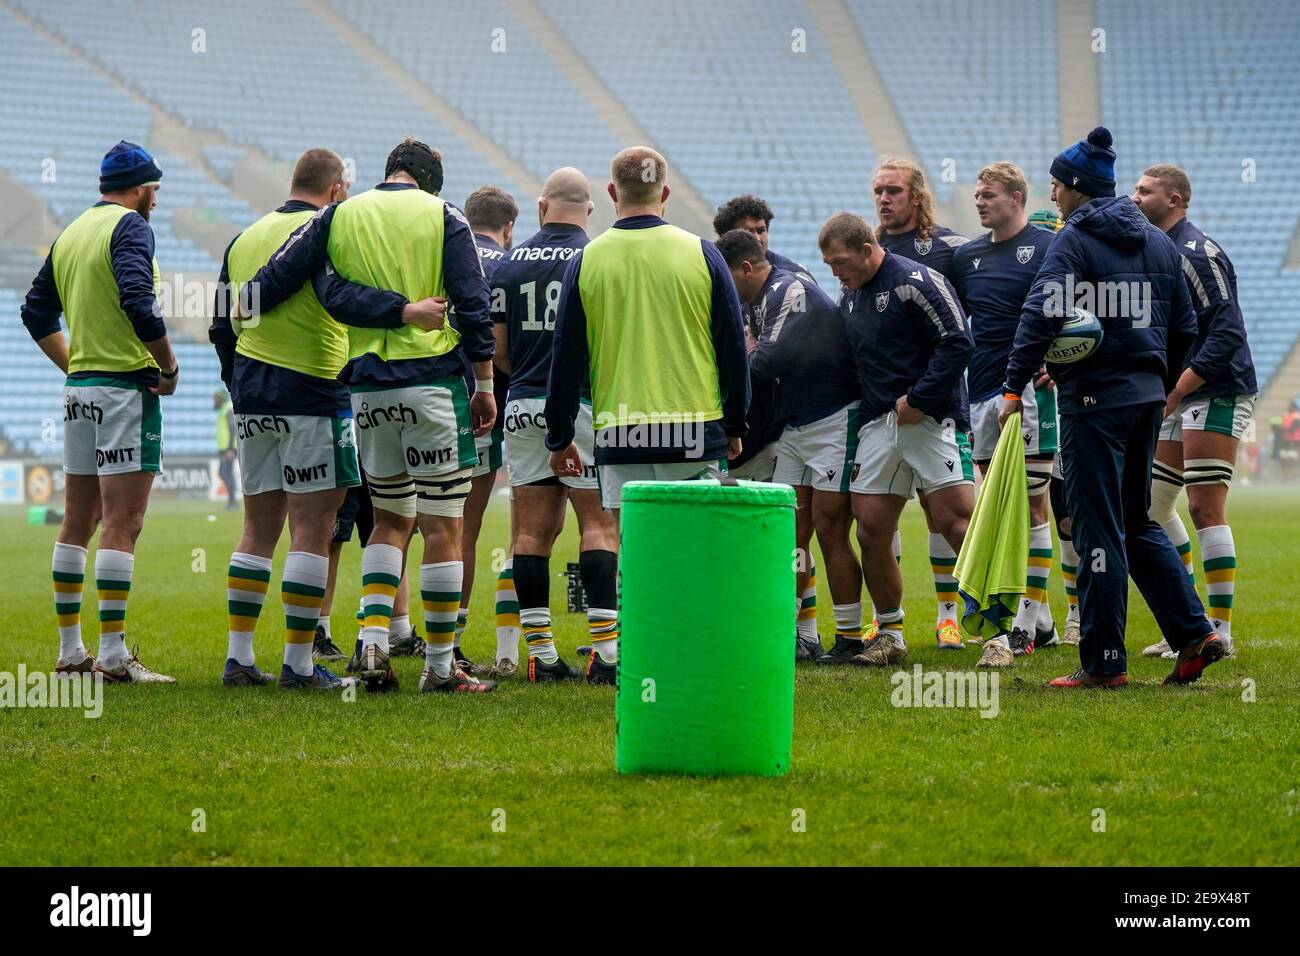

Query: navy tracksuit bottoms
left=1060, top=401, right=1212, bottom=675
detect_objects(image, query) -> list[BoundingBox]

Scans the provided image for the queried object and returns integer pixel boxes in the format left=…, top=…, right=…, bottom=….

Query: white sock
left=929, top=532, right=959, bottom=624
left=495, top=557, right=521, bottom=662
left=282, top=551, right=328, bottom=676
left=94, top=548, right=134, bottom=667
left=1197, top=524, right=1236, bottom=642
left=227, top=551, right=272, bottom=666
left=421, top=561, right=462, bottom=677
left=53, top=542, right=88, bottom=663
left=387, top=613, right=410, bottom=639
left=455, top=607, right=469, bottom=648
left=1060, top=537, right=1080, bottom=624
left=318, top=616, right=332, bottom=640
left=522, top=606, right=557, bottom=663
left=832, top=602, right=863, bottom=640
left=361, top=543, right=403, bottom=654
left=1012, top=523, right=1052, bottom=635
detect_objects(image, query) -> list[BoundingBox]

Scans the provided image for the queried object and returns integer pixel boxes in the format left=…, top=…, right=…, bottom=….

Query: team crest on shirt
left=1016, top=245, right=1036, bottom=264
left=875, top=291, right=890, bottom=312
left=913, top=237, right=933, bottom=256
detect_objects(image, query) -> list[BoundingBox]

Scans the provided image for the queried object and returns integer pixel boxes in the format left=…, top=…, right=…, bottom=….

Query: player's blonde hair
left=610, top=146, right=667, bottom=206
left=1142, top=163, right=1192, bottom=208
left=977, top=161, right=1029, bottom=207
left=874, top=157, right=934, bottom=240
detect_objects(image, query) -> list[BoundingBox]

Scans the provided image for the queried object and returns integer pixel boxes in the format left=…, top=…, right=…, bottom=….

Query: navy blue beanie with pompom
left=1050, top=127, right=1116, bottom=198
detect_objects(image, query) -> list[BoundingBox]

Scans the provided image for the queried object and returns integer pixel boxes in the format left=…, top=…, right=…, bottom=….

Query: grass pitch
left=1, top=485, right=1297, bottom=866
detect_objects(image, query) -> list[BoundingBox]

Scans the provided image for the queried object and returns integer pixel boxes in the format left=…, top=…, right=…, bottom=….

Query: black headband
left=385, top=140, right=443, bottom=195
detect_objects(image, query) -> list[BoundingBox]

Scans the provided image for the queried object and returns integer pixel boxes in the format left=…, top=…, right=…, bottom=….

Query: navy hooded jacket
left=1003, top=196, right=1197, bottom=415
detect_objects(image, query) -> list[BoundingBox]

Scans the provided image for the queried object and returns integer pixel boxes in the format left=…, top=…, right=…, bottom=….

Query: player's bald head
left=542, top=167, right=590, bottom=206
left=610, top=146, right=668, bottom=207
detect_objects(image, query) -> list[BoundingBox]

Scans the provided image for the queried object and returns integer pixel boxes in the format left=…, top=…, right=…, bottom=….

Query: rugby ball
left=1045, top=308, right=1103, bottom=364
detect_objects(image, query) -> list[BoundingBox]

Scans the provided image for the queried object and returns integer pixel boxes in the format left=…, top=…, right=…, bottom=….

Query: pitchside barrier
left=616, top=478, right=796, bottom=776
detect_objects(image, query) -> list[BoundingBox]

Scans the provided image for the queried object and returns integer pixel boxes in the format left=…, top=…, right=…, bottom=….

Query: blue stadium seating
left=11, top=0, right=537, bottom=236
left=2, top=0, right=1298, bottom=464
left=844, top=0, right=1060, bottom=206
left=538, top=0, right=878, bottom=289
left=1097, top=0, right=1300, bottom=388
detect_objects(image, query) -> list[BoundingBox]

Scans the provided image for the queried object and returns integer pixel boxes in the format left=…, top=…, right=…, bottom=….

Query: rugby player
left=820, top=212, right=974, bottom=667
left=235, top=138, right=499, bottom=694
left=453, top=185, right=517, bottom=673
left=211, top=148, right=443, bottom=690
left=717, top=229, right=862, bottom=664
left=949, top=162, right=1061, bottom=668
left=493, top=168, right=619, bottom=683
left=715, top=194, right=820, bottom=636
left=545, top=147, right=749, bottom=680
left=872, top=158, right=971, bottom=649
left=1133, top=164, right=1256, bottom=660
left=1001, top=127, right=1222, bottom=688
left=22, top=141, right=178, bottom=683
left=713, top=194, right=816, bottom=283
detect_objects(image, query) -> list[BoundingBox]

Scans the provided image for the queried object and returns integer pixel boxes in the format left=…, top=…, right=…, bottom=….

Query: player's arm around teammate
left=820, top=212, right=974, bottom=668
left=23, top=141, right=177, bottom=681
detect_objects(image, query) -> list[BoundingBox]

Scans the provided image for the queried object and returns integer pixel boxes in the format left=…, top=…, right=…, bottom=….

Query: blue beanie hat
left=1050, top=127, right=1115, bottom=199
left=99, top=140, right=163, bottom=193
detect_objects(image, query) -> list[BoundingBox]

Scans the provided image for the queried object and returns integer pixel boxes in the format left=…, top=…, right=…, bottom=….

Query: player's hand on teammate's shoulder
left=550, top=443, right=583, bottom=477
left=1034, top=366, right=1054, bottom=390
left=894, top=394, right=923, bottom=425
left=470, top=389, right=496, bottom=437
left=401, top=295, right=447, bottom=332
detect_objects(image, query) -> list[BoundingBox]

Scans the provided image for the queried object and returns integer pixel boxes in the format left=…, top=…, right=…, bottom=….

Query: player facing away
left=949, top=162, right=1062, bottom=669
left=872, top=158, right=972, bottom=650
left=1001, top=127, right=1222, bottom=689
left=821, top=212, right=975, bottom=667
left=211, top=148, right=407, bottom=690
left=717, top=228, right=863, bottom=665
left=235, top=138, right=499, bottom=694
left=713, top=194, right=817, bottom=284
left=444, top=185, right=517, bottom=675
left=492, top=168, right=619, bottom=684
left=22, top=141, right=178, bottom=683
left=1132, top=164, right=1257, bottom=661
left=545, top=147, right=750, bottom=679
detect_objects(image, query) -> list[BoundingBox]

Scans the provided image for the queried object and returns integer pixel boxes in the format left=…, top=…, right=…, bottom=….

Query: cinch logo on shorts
left=64, top=399, right=103, bottom=424
left=96, top=447, right=135, bottom=467
left=237, top=415, right=291, bottom=439
left=283, top=463, right=328, bottom=486
left=356, top=402, right=417, bottom=429
left=505, top=409, right=546, bottom=433
left=406, top=446, right=455, bottom=468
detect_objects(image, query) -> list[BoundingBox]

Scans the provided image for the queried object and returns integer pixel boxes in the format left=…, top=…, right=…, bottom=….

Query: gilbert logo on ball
left=1045, top=307, right=1103, bottom=364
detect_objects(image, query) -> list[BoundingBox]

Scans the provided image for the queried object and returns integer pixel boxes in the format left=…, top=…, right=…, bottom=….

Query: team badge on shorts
left=1017, top=245, right=1036, bottom=264
left=875, top=292, right=890, bottom=312
left=914, top=237, right=932, bottom=256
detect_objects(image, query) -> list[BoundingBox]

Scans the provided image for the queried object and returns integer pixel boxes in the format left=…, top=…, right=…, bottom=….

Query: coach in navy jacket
left=1000, top=128, right=1220, bottom=688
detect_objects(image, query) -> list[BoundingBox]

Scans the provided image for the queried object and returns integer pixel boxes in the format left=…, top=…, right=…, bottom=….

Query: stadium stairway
left=1056, top=0, right=1101, bottom=143
left=302, top=0, right=544, bottom=223
left=807, top=0, right=915, bottom=164
left=503, top=0, right=716, bottom=237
